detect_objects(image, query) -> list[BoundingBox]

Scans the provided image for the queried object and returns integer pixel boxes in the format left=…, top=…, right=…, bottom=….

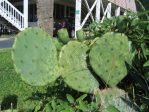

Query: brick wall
left=109, top=0, right=136, bottom=11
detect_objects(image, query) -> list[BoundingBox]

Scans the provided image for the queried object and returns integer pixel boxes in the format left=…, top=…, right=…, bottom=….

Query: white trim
left=75, top=0, right=82, bottom=32
left=115, top=7, right=120, bottom=16
left=0, top=0, right=25, bottom=31
left=101, top=2, right=111, bottom=22
left=84, top=0, right=94, bottom=22
left=24, top=0, right=28, bottom=28
left=96, top=0, right=101, bottom=22
left=81, top=0, right=97, bottom=28
left=107, top=2, right=111, bottom=18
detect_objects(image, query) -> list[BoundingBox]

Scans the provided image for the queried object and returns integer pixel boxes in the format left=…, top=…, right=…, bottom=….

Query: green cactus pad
left=89, top=32, right=131, bottom=87
left=52, top=38, right=63, bottom=52
left=100, top=88, right=140, bottom=112
left=64, top=70, right=99, bottom=93
left=57, top=28, right=70, bottom=44
left=59, top=41, right=99, bottom=93
left=12, top=27, right=59, bottom=86
left=76, top=30, right=87, bottom=42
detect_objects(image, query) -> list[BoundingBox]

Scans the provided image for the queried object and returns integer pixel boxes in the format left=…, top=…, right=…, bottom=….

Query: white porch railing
left=0, top=0, right=25, bottom=31
left=75, top=0, right=134, bottom=36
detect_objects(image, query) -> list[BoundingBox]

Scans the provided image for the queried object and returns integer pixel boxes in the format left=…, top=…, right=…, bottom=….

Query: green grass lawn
left=0, top=49, right=47, bottom=111
left=0, top=35, right=15, bottom=38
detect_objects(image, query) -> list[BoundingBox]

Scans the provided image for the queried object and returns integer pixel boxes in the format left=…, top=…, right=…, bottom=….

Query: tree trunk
left=37, top=0, right=54, bottom=35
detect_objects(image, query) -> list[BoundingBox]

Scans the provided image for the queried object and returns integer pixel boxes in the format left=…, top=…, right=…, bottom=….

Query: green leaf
left=89, top=102, right=98, bottom=110
left=61, top=110, right=71, bottom=112
left=77, top=100, right=88, bottom=111
left=130, top=71, right=149, bottom=96
left=58, top=101, right=70, bottom=110
left=107, top=106, right=120, bottom=112
left=144, top=72, right=149, bottom=79
left=2, top=109, right=18, bottom=112
left=141, top=44, right=149, bottom=60
left=43, top=103, right=52, bottom=112
left=76, top=94, right=87, bottom=103
left=51, top=100, right=57, bottom=110
left=144, top=60, right=149, bottom=67
left=147, top=25, right=149, bottom=31
left=66, top=94, right=75, bottom=104
left=137, top=95, right=149, bottom=105
left=95, top=92, right=101, bottom=106
left=34, top=102, right=42, bottom=112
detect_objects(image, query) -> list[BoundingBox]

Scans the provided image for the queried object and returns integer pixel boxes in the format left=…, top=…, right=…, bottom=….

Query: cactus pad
left=76, top=30, right=87, bottom=42
left=52, top=38, right=63, bottom=52
left=100, top=88, right=140, bottom=112
left=57, top=28, right=70, bottom=44
left=59, top=41, right=99, bottom=93
left=89, top=32, right=131, bottom=86
left=12, top=27, right=59, bottom=86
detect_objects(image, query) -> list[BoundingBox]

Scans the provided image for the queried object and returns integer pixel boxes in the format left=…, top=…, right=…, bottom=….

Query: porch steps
left=0, top=0, right=25, bottom=34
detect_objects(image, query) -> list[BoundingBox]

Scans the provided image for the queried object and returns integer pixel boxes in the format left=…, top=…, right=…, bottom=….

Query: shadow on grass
left=1, top=95, right=18, bottom=110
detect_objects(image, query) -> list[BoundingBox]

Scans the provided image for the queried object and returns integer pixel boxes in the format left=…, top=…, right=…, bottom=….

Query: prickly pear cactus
left=12, top=27, right=59, bottom=86
left=89, top=32, right=131, bottom=87
left=76, top=30, right=87, bottom=42
left=100, top=88, right=140, bottom=112
left=52, top=38, right=63, bottom=52
left=59, top=41, right=99, bottom=93
left=57, top=28, right=70, bottom=44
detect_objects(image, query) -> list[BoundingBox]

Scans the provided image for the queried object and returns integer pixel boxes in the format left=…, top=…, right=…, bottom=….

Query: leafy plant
left=34, top=93, right=101, bottom=112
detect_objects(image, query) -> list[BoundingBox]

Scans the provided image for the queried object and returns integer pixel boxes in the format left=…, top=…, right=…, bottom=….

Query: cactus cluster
left=12, top=28, right=132, bottom=94
left=11, top=27, right=139, bottom=111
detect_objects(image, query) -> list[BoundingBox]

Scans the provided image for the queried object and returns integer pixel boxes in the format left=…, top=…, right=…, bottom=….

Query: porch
left=0, top=0, right=136, bottom=35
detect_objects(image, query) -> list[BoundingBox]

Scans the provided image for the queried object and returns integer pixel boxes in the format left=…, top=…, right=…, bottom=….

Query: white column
left=23, top=0, right=28, bottom=28
left=96, top=0, right=101, bottom=22
left=75, top=0, right=82, bottom=38
left=107, top=3, right=111, bottom=18
left=124, top=10, right=127, bottom=15
left=115, top=7, right=120, bottom=16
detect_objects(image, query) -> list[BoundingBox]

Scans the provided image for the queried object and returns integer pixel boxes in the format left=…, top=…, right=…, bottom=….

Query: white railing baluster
left=0, top=0, right=25, bottom=31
